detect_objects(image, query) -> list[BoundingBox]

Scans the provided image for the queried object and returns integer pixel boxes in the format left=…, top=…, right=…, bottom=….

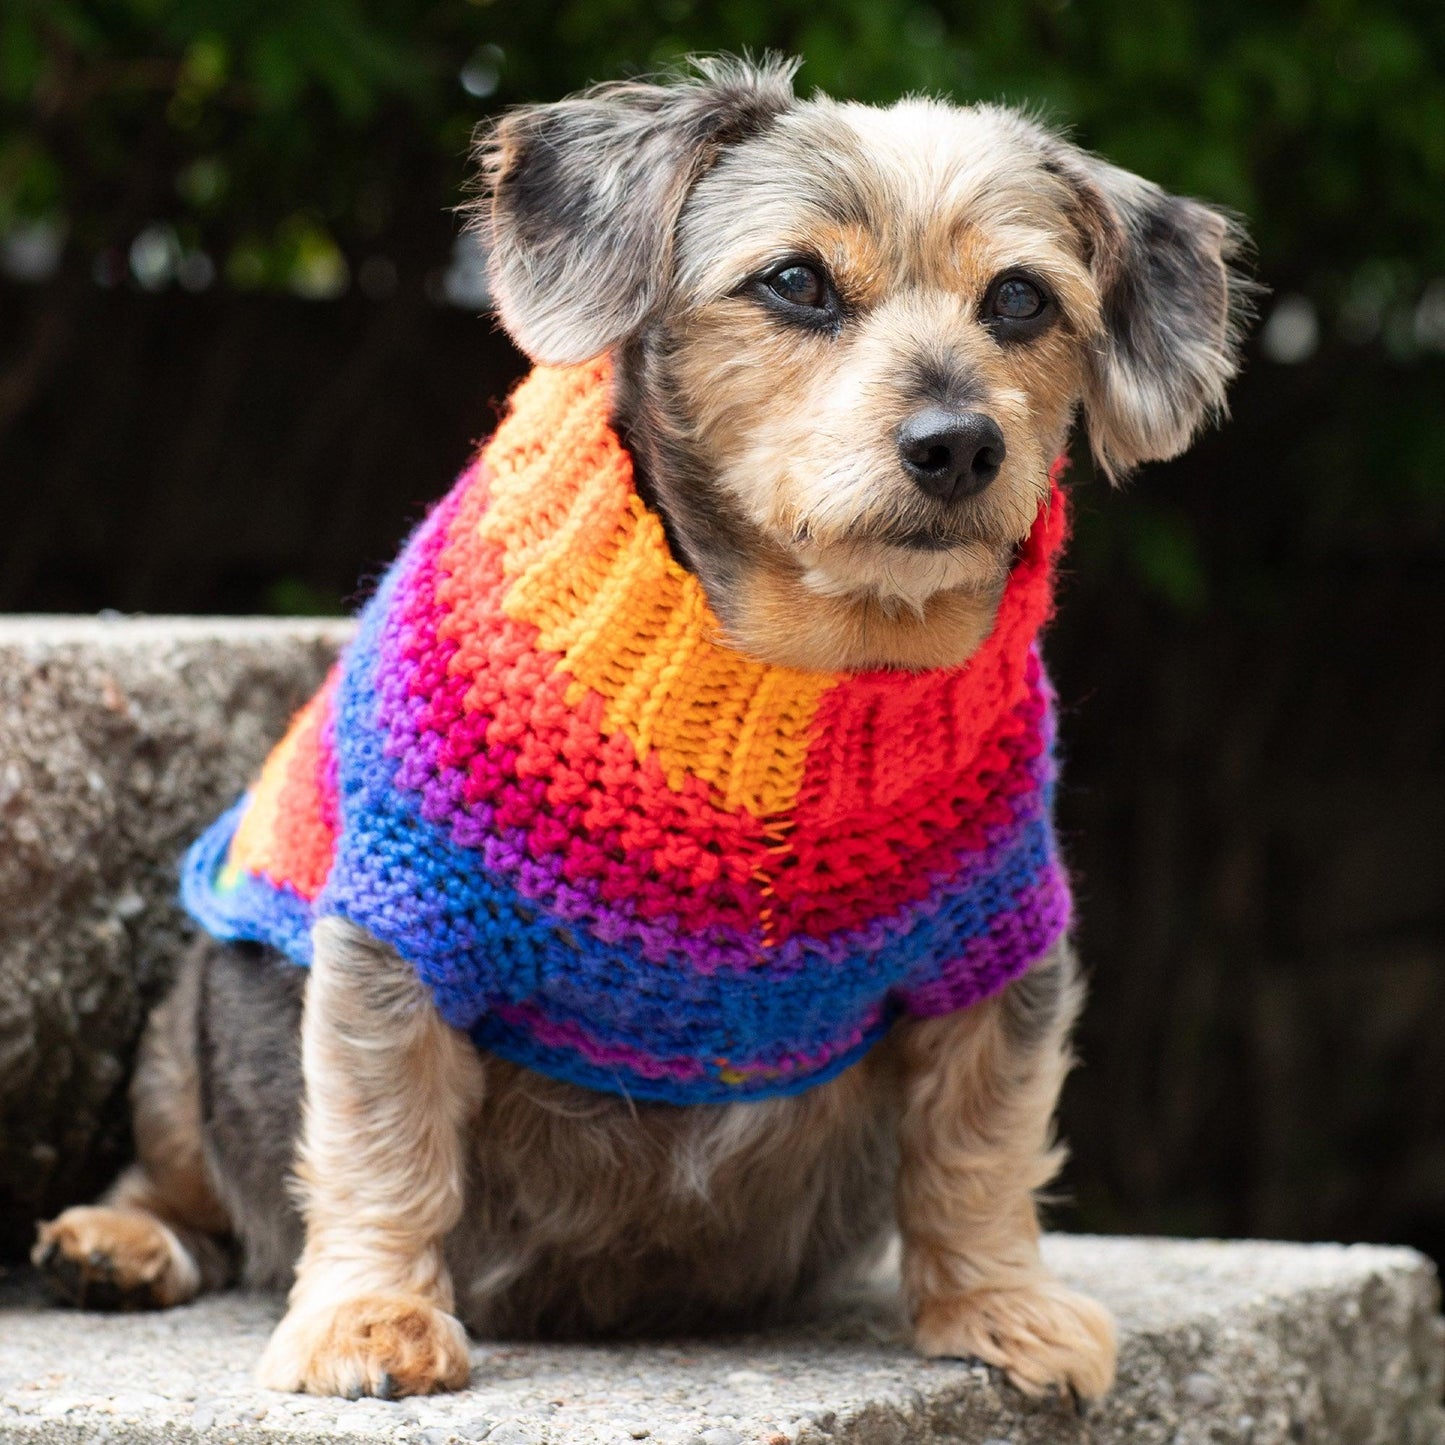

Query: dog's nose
left=897, top=409, right=1007, bottom=503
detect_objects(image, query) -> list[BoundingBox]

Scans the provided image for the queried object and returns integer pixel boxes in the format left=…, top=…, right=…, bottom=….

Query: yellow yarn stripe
left=480, top=362, right=832, bottom=818
left=223, top=696, right=313, bottom=884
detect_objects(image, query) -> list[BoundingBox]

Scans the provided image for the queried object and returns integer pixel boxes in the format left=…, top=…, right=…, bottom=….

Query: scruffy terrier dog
left=35, top=57, right=1244, bottom=1404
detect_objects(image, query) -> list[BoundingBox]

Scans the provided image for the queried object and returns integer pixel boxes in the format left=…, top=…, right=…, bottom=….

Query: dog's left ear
left=1054, top=148, right=1249, bottom=480
left=474, top=56, right=797, bottom=364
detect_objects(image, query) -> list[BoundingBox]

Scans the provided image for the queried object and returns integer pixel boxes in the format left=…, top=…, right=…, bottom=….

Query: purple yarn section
left=896, top=864, right=1073, bottom=1017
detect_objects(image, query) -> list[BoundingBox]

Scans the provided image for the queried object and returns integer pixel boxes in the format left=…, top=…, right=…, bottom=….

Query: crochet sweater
left=183, top=360, right=1072, bottom=1104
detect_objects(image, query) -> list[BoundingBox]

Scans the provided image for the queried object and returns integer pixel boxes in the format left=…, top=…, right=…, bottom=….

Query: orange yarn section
left=479, top=362, right=833, bottom=817
left=225, top=671, right=338, bottom=901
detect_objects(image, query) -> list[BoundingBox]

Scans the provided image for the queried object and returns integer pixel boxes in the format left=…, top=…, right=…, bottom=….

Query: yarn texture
left=183, top=360, right=1073, bottom=1103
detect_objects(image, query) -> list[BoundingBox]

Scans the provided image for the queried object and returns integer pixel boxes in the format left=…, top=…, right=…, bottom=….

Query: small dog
left=34, top=57, right=1245, bottom=1403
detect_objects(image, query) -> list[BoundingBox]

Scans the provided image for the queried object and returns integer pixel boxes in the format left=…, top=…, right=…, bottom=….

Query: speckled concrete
left=4, top=622, right=1444, bottom=1444
left=1, top=1237, right=1442, bottom=1445
left=0, top=616, right=350, bottom=1252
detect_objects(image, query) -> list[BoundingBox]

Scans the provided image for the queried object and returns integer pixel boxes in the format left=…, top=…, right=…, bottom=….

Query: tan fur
left=735, top=552, right=1006, bottom=673
left=256, top=917, right=481, bottom=1395
left=267, top=1293, right=472, bottom=1399
left=127, top=958, right=232, bottom=1236
left=447, top=1046, right=900, bottom=1340
left=895, top=978, right=1117, bottom=1398
left=258, top=1291, right=467, bottom=1398
left=666, top=104, right=1096, bottom=668
left=32, top=1201, right=201, bottom=1310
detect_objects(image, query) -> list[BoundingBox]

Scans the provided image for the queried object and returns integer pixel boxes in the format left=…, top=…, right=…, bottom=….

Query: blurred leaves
left=5, top=0, right=1444, bottom=286
left=263, top=576, right=348, bottom=616
left=1, top=0, right=1443, bottom=609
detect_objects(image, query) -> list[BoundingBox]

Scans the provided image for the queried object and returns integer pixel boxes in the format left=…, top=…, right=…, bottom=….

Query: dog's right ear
left=473, top=56, right=797, bottom=365
left=1071, top=157, right=1249, bottom=480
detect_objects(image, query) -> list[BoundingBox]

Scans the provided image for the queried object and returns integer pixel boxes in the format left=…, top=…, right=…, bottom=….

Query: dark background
left=3, top=3, right=1443, bottom=1262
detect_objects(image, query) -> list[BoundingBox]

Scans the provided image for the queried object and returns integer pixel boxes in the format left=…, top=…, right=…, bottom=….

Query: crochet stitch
left=183, top=360, right=1073, bottom=1104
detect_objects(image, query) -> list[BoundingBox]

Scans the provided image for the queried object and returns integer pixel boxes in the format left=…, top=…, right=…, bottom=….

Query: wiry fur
left=1025, top=128, right=1252, bottom=479
left=482, top=71, right=1246, bottom=669
left=897, top=948, right=1116, bottom=1398
left=474, top=55, right=800, bottom=364
left=36, top=56, right=1249, bottom=1404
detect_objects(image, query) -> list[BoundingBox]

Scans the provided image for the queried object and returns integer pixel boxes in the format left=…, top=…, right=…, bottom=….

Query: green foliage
left=6, top=0, right=1443, bottom=287
left=3, top=0, right=1443, bottom=609
left=263, top=576, right=348, bottom=617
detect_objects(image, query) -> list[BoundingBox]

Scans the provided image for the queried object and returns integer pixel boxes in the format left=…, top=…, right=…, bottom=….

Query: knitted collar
left=184, top=360, right=1072, bottom=1102
left=458, top=358, right=1066, bottom=817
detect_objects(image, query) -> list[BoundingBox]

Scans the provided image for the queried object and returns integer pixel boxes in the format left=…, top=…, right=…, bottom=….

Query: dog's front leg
left=896, top=944, right=1117, bottom=1401
left=257, top=918, right=483, bottom=1398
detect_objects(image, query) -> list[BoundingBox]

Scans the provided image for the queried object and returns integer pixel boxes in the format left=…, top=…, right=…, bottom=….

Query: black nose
left=897, top=409, right=1007, bottom=503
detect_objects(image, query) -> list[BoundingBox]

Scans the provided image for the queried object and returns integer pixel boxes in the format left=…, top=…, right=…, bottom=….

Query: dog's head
left=475, top=56, right=1247, bottom=671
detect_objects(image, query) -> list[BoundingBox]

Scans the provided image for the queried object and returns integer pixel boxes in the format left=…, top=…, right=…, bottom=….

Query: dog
left=33, top=56, right=1245, bottom=1404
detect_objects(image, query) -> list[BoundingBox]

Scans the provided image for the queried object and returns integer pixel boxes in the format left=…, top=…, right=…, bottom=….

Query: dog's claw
left=376, top=1372, right=396, bottom=1401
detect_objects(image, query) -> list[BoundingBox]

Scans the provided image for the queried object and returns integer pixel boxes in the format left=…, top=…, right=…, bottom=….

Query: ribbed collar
left=469, top=359, right=1067, bottom=822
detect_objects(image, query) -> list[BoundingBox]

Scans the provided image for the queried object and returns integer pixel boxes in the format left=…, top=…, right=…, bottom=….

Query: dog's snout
left=897, top=409, right=1007, bottom=503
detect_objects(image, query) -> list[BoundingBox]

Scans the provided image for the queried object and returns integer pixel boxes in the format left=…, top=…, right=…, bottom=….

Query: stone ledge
left=3, top=620, right=1444, bottom=1445
left=1, top=1238, right=1442, bottom=1445
left=0, top=616, right=350, bottom=1252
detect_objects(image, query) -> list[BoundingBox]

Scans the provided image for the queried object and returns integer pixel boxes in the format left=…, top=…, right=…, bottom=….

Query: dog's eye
left=982, top=273, right=1054, bottom=340
left=993, top=278, right=1045, bottom=319
left=766, top=264, right=828, bottom=310
left=745, top=259, right=843, bottom=332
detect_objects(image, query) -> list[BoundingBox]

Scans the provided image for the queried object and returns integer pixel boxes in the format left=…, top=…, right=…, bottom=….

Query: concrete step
left=0, top=615, right=349, bottom=1249
left=3, top=619, right=1443, bottom=1443
left=2, top=1236, right=1442, bottom=1445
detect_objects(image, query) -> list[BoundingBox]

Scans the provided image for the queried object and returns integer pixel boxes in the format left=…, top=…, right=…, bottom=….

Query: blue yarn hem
left=179, top=798, right=315, bottom=965
left=467, top=1012, right=890, bottom=1105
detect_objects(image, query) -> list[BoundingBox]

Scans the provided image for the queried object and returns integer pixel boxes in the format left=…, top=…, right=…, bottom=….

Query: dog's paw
left=32, top=1206, right=199, bottom=1311
left=914, top=1279, right=1117, bottom=1401
left=257, top=1293, right=472, bottom=1398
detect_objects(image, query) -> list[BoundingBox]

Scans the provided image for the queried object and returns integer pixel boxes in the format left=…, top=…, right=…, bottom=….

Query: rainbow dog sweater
left=182, top=361, right=1073, bottom=1104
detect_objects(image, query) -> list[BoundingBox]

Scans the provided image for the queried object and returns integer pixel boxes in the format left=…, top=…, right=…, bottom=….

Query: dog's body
left=93, top=932, right=906, bottom=1334
left=45, top=925, right=1085, bottom=1392
left=35, top=57, right=1246, bottom=1402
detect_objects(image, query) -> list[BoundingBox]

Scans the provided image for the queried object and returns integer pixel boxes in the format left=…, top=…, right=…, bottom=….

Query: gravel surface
left=2, top=1236, right=1442, bottom=1445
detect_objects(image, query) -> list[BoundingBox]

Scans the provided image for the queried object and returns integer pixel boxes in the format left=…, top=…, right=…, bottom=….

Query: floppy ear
left=473, top=56, right=797, bottom=365
left=1059, top=151, right=1248, bottom=479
